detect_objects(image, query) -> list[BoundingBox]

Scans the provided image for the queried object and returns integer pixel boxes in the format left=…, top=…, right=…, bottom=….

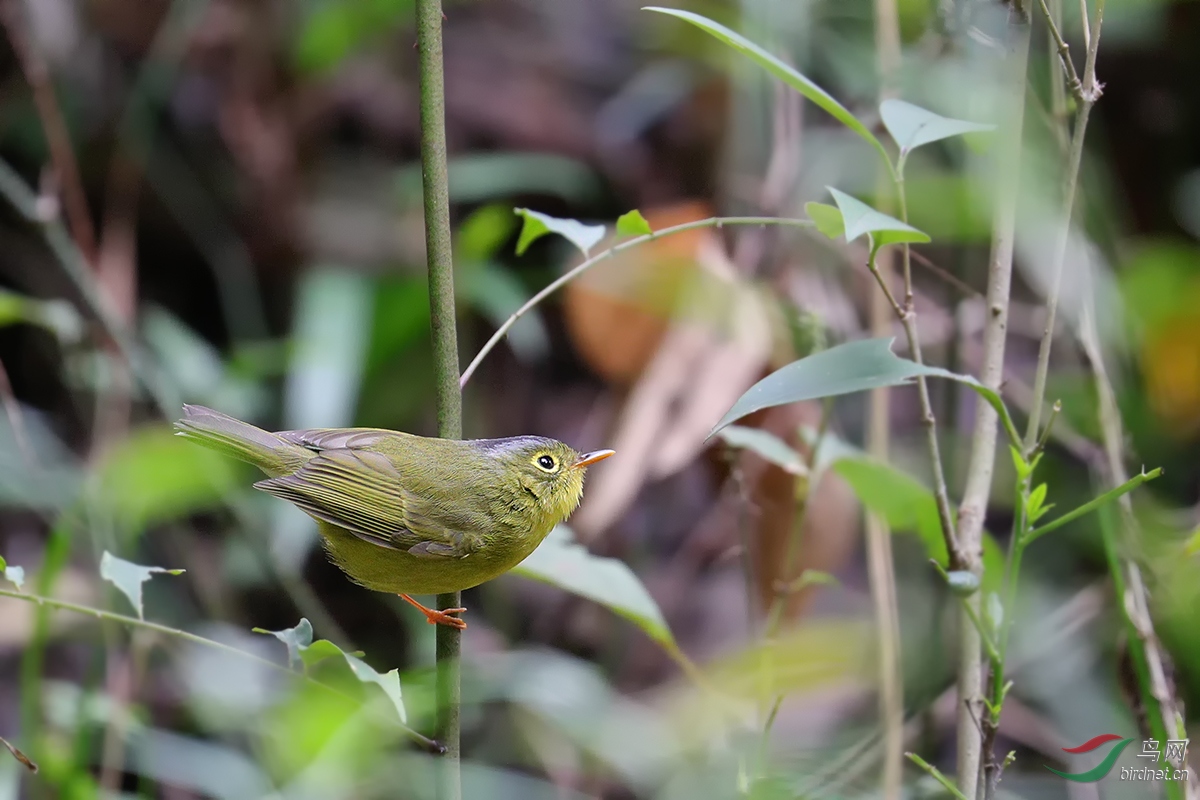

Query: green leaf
left=1026, top=483, right=1049, bottom=521
left=514, top=209, right=605, bottom=257
left=817, top=445, right=1004, bottom=588
left=880, top=99, right=994, bottom=156
left=710, top=337, right=1005, bottom=437
left=828, top=188, right=930, bottom=248
left=615, top=209, right=653, bottom=237
left=805, top=202, right=844, bottom=240
left=0, top=288, right=84, bottom=343
left=644, top=7, right=888, bottom=166
left=513, top=526, right=673, bottom=646
left=1186, top=527, right=1200, bottom=557
left=1009, top=445, right=1031, bottom=481
left=253, top=618, right=313, bottom=670
left=455, top=204, right=519, bottom=262
left=986, top=592, right=1004, bottom=634
left=716, top=425, right=806, bottom=475
left=99, top=551, right=185, bottom=620
left=255, top=619, right=406, bottom=723
left=784, top=569, right=840, bottom=593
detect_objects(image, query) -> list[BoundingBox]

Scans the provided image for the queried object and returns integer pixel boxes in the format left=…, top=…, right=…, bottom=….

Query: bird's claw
left=424, top=607, right=467, bottom=630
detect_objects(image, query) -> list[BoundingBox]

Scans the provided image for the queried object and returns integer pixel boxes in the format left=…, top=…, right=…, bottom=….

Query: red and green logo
left=1045, top=734, right=1136, bottom=782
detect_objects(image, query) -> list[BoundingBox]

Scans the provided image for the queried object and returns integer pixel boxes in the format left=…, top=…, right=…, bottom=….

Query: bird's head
left=482, top=436, right=615, bottom=524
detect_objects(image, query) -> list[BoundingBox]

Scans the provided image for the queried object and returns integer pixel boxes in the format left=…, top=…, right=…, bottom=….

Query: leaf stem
left=1023, top=467, right=1162, bottom=544
left=0, top=586, right=444, bottom=753
left=458, top=217, right=814, bottom=388
left=906, top=752, right=969, bottom=800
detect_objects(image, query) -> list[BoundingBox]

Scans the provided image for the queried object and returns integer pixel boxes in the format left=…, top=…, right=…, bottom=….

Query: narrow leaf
left=513, top=526, right=673, bottom=646
left=99, top=551, right=185, bottom=620
left=711, top=337, right=1003, bottom=437
left=716, top=425, right=806, bottom=475
left=986, top=592, right=1004, bottom=633
left=784, top=570, right=840, bottom=593
left=514, top=208, right=605, bottom=257
left=1186, top=527, right=1200, bottom=557
left=880, top=99, right=994, bottom=155
left=805, top=202, right=844, bottom=240
left=0, top=736, right=37, bottom=773
left=828, top=188, right=930, bottom=247
left=615, top=209, right=653, bottom=237
left=1027, top=483, right=1048, bottom=518
left=644, top=8, right=888, bottom=164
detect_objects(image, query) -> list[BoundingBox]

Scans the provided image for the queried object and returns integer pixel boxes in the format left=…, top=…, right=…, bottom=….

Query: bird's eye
left=536, top=454, right=557, bottom=471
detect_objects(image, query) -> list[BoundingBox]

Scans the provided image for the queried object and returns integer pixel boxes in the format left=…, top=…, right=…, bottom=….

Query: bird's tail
left=174, top=404, right=309, bottom=478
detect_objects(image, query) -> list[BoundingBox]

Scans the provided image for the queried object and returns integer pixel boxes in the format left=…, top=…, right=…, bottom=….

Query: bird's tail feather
left=174, top=404, right=309, bottom=477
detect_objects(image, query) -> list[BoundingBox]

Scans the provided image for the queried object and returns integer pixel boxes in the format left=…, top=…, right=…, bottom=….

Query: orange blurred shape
left=563, top=201, right=716, bottom=386
left=1143, top=313, right=1200, bottom=437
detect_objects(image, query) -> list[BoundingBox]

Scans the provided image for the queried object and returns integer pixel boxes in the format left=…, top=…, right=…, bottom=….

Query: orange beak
left=572, top=449, right=615, bottom=469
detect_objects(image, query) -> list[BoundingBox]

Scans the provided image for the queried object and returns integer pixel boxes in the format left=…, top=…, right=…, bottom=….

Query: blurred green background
left=0, top=0, right=1197, bottom=798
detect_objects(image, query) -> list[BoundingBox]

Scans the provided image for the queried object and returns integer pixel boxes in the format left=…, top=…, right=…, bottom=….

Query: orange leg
left=400, top=594, right=467, bottom=630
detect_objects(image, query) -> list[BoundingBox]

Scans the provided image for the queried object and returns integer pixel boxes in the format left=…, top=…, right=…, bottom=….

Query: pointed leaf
left=644, top=8, right=888, bottom=165
left=514, top=209, right=605, bottom=257
left=716, top=425, right=806, bottom=475
left=1027, top=483, right=1048, bottom=519
left=254, top=619, right=406, bottom=723
left=711, top=337, right=1005, bottom=436
left=513, top=526, right=673, bottom=647
left=616, top=209, right=653, bottom=237
left=828, top=188, right=930, bottom=247
left=880, top=99, right=994, bottom=155
left=99, top=551, right=185, bottom=620
left=253, top=619, right=314, bottom=670
left=805, top=201, right=844, bottom=240
left=1186, top=527, right=1200, bottom=557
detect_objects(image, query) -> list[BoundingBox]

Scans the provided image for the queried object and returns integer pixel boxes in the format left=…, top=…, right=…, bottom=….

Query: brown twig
left=0, top=0, right=97, bottom=266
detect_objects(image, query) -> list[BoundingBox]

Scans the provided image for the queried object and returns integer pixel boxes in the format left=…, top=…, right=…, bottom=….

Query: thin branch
left=906, top=753, right=969, bottom=800
left=1037, top=0, right=1085, bottom=103
left=0, top=586, right=444, bottom=753
left=458, top=217, right=815, bottom=388
left=909, top=250, right=984, bottom=298
left=955, top=15, right=1032, bottom=797
left=1023, top=468, right=1163, bottom=544
left=0, top=0, right=97, bottom=265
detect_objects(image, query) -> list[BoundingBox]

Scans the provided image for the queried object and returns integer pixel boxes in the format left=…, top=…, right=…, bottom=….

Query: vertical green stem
left=415, top=0, right=462, bottom=795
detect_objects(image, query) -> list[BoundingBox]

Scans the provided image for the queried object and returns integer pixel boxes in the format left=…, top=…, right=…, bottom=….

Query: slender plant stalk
left=869, top=1, right=906, bottom=794
left=458, top=217, right=814, bottom=388
left=415, top=0, right=463, bottom=795
left=1079, top=299, right=1194, bottom=800
left=954, top=12, right=1031, bottom=798
left=1024, top=0, right=1105, bottom=447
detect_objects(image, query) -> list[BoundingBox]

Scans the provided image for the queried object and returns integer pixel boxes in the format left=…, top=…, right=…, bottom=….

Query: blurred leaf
left=398, top=153, right=602, bottom=206
left=255, top=619, right=406, bottom=723
left=829, top=188, right=930, bottom=248
left=513, top=526, right=673, bottom=646
left=277, top=268, right=374, bottom=568
left=805, top=201, right=844, bottom=240
left=0, top=288, right=83, bottom=344
left=127, top=728, right=274, bottom=799
left=946, top=571, right=980, bottom=596
left=366, top=277, right=430, bottom=375
left=711, top=337, right=1007, bottom=438
left=92, top=426, right=241, bottom=538
left=829, top=455, right=1004, bottom=586
left=616, top=209, right=654, bottom=237
left=1186, top=527, right=1200, bottom=556
left=644, top=8, right=887, bottom=163
left=293, top=0, right=414, bottom=74
left=986, top=592, right=1004, bottom=634
left=456, top=204, right=519, bottom=262
left=716, top=425, right=806, bottom=475
left=459, top=263, right=549, bottom=363
left=880, top=99, right=994, bottom=156
left=0, top=554, right=23, bottom=590
left=142, top=306, right=267, bottom=420
left=784, top=569, right=839, bottom=593
left=99, top=551, right=184, bottom=620
left=514, top=209, right=605, bottom=257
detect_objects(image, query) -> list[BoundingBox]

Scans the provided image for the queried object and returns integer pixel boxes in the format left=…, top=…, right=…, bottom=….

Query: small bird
left=175, top=405, right=614, bottom=629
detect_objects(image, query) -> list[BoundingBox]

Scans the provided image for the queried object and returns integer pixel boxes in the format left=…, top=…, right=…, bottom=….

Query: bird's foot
left=400, top=594, right=468, bottom=630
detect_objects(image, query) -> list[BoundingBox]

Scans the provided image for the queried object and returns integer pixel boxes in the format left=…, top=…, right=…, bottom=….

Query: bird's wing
left=276, top=427, right=392, bottom=452
left=253, top=448, right=482, bottom=559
